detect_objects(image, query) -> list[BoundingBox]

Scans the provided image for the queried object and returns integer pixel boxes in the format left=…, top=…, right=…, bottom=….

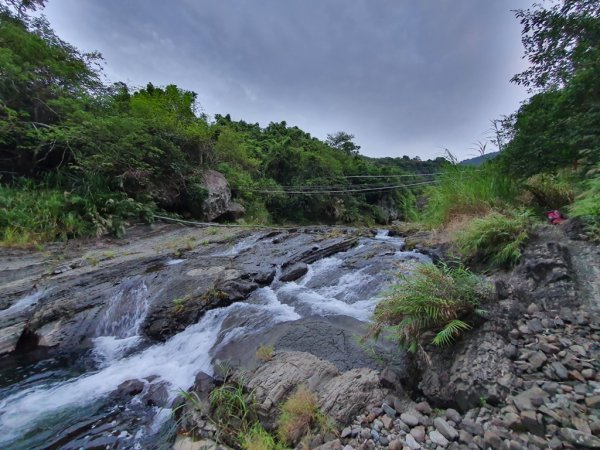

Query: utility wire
left=242, top=179, right=440, bottom=195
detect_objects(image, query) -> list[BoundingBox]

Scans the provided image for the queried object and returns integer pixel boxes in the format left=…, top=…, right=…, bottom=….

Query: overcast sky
left=44, top=0, right=533, bottom=161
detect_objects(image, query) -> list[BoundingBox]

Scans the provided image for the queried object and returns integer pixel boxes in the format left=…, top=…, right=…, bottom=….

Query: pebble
left=444, top=408, right=461, bottom=424
left=400, top=413, right=420, bottom=427
left=414, top=401, right=432, bottom=415
left=429, top=430, right=449, bottom=447
left=409, top=426, right=425, bottom=442
left=404, top=434, right=421, bottom=450
left=382, top=403, right=397, bottom=417
left=433, top=417, right=458, bottom=441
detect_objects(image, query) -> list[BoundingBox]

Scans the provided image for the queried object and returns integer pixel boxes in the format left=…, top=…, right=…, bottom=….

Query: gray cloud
left=44, top=0, right=532, bottom=160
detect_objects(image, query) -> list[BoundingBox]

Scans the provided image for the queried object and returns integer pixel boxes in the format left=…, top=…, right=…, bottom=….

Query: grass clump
left=256, top=345, right=274, bottom=362
left=209, top=378, right=258, bottom=446
left=242, top=424, right=283, bottom=450
left=372, top=263, right=488, bottom=352
left=422, top=164, right=519, bottom=227
left=277, top=386, right=329, bottom=446
left=523, top=172, right=575, bottom=209
left=455, top=210, right=534, bottom=269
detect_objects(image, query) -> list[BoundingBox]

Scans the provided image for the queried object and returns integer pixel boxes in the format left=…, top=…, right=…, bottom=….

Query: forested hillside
left=0, top=0, right=448, bottom=245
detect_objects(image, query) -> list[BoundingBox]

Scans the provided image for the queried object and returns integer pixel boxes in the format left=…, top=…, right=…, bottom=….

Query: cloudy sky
left=44, top=0, right=533, bottom=160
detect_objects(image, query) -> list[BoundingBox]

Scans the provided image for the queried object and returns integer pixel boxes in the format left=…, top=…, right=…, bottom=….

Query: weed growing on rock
left=210, top=377, right=257, bottom=445
left=454, top=210, right=535, bottom=269
left=255, top=345, right=274, bottom=362
left=277, top=386, right=329, bottom=446
left=371, top=263, right=488, bottom=352
left=241, top=424, right=283, bottom=450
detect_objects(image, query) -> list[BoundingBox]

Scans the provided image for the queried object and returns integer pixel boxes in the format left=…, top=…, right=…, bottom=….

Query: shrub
left=372, top=264, right=487, bottom=352
left=277, top=387, right=328, bottom=445
left=256, top=345, right=274, bottom=362
left=523, top=172, right=575, bottom=209
left=422, top=164, right=520, bottom=226
left=455, top=210, right=535, bottom=269
left=570, top=169, right=600, bottom=240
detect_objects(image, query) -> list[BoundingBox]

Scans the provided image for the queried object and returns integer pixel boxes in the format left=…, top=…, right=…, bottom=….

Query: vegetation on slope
left=0, top=0, right=448, bottom=246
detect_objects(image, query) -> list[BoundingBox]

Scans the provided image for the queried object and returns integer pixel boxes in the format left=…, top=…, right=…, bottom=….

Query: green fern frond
left=432, top=320, right=471, bottom=346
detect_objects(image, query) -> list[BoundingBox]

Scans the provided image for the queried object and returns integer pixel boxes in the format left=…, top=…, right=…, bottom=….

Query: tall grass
left=422, top=164, right=520, bottom=226
left=455, top=210, right=535, bottom=269
left=0, top=176, right=154, bottom=246
left=570, top=168, right=600, bottom=240
left=372, top=263, right=488, bottom=352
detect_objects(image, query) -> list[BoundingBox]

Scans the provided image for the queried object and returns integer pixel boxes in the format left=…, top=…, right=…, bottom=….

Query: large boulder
left=196, top=170, right=247, bottom=222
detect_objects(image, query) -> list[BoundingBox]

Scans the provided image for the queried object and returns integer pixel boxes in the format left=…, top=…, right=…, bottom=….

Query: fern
left=371, top=263, right=488, bottom=351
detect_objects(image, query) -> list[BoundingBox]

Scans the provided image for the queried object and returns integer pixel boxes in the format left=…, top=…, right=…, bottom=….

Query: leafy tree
left=326, top=131, right=361, bottom=156
left=499, top=0, right=600, bottom=177
left=512, top=0, right=600, bottom=90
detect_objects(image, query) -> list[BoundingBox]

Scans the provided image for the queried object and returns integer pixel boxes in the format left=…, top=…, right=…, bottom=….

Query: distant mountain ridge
left=460, top=151, right=499, bottom=166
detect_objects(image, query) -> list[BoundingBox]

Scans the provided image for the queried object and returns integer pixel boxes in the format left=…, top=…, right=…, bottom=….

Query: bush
left=455, top=210, right=535, bottom=269
left=422, top=164, right=519, bottom=226
left=523, top=172, right=575, bottom=209
left=0, top=178, right=154, bottom=246
left=372, top=264, right=487, bottom=352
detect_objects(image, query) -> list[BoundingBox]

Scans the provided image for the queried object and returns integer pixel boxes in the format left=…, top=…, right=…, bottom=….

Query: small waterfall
left=95, top=279, right=149, bottom=339
left=93, top=279, right=149, bottom=365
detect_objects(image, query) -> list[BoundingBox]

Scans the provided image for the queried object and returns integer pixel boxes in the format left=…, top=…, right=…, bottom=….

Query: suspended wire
left=233, top=170, right=481, bottom=191
left=243, top=179, right=440, bottom=195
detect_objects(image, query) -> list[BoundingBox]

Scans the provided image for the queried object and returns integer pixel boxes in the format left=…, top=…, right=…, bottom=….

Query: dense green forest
left=0, top=0, right=599, bottom=247
left=0, top=0, right=449, bottom=245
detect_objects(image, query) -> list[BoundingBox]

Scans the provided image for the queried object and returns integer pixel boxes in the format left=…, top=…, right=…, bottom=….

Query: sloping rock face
left=239, top=351, right=394, bottom=428
left=0, top=225, right=359, bottom=355
left=418, top=329, right=515, bottom=411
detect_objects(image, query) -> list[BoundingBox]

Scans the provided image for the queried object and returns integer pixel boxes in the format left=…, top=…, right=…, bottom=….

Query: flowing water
left=0, top=231, right=429, bottom=449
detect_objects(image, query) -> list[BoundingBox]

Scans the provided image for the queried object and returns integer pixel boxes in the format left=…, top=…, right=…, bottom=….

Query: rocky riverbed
left=1, top=222, right=598, bottom=449
left=174, top=224, right=600, bottom=450
left=0, top=223, right=431, bottom=449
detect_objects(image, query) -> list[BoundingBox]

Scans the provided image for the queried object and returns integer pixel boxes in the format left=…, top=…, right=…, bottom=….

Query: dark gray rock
left=279, top=262, right=308, bottom=282
left=560, top=428, right=600, bottom=448
left=460, top=419, right=483, bottom=436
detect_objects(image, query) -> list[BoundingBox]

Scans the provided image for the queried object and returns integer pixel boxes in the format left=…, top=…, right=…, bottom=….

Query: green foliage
left=500, top=1, right=600, bottom=177
left=570, top=167, right=600, bottom=239
left=372, top=264, right=487, bottom=352
left=421, top=164, right=520, bottom=226
left=209, top=378, right=258, bottom=446
left=523, top=172, right=576, bottom=209
left=455, top=210, right=535, bottom=269
left=0, top=177, right=154, bottom=246
left=242, top=424, right=283, bottom=450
